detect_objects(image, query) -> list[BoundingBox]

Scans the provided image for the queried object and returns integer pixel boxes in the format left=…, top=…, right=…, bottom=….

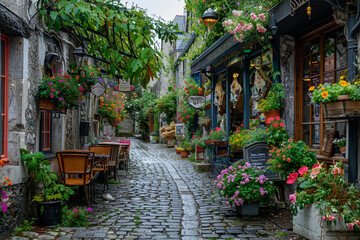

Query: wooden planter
left=323, top=100, right=360, bottom=118
left=180, top=151, right=189, bottom=158
left=39, top=97, right=67, bottom=114
left=294, top=205, right=359, bottom=240
left=263, top=109, right=280, bottom=120
left=204, top=139, right=216, bottom=145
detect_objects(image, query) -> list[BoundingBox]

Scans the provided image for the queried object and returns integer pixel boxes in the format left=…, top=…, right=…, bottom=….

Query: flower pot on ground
left=175, top=148, right=181, bottom=154
left=235, top=202, right=259, bottom=216
left=180, top=150, right=189, bottom=158
left=36, top=200, right=62, bottom=228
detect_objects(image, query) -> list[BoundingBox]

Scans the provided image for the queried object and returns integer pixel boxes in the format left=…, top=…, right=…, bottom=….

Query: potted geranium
left=179, top=140, right=191, bottom=158
left=259, top=83, right=285, bottom=119
left=267, top=139, right=317, bottom=179
left=209, top=127, right=227, bottom=142
left=37, top=73, right=86, bottom=113
left=265, top=116, right=289, bottom=147
left=333, top=137, right=346, bottom=155
left=215, top=162, right=276, bottom=216
left=190, top=135, right=206, bottom=152
left=20, top=149, right=74, bottom=227
left=288, top=162, right=360, bottom=239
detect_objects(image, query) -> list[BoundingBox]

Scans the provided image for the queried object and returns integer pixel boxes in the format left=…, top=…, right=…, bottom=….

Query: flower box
left=204, top=139, right=216, bottom=145
left=293, top=205, right=359, bottom=240
left=263, top=109, right=280, bottom=120
left=39, top=98, right=67, bottom=114
left=323, top=100, right=360, bottom=118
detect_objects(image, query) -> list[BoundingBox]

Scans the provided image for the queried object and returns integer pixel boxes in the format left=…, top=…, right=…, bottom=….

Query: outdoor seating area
left=56, top=139, right=131, bottom=207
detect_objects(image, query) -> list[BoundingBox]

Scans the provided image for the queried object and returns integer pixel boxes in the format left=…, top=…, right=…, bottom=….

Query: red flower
left=312, top=164, right=319, bottom=169
left=286, top=172, right=298, bottom=184
left=275, top=116, right=280, bottom=121
left=298, top=166, right=309, bottom=177
left=279, top=122, right=284, bottom=127
left=273, top=123, right=278, bottom=127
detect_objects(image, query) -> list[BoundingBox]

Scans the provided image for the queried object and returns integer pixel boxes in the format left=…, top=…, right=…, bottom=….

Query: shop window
left=296, top=25, right=347, bottom=153
left=40, top=111, right=52, bottom=153
left=0, top=34, right=9, bottom=160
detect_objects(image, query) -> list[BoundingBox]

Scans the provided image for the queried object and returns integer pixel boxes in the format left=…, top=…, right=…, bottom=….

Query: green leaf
left=136, top=35, right=143, bottom=45
left=64, top=4, right=72, bottom=14
left=39, top=9, right=47, bottom=15
left=50, top=11, right=59, bottom=21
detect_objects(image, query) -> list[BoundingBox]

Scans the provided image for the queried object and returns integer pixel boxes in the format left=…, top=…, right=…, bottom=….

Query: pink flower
left=310, top=167, right=320, bottom=179
left=289, top=193, right=296, bottom=204
left=87, top=208, right=93, bottom=211
left=73, top=209, right=78, bottom=212
left=259, top=13, right=266, bottom=22
left=272, top=123, right=278, bottom=127
left=348, top=223, right=354, bottom=230
left=286, top=173, right=298, bottom=184
left=279, top=122, right=285, bottom=127
left=328, top=215, right=335, bottom=221
left=250, top=13, right=258, bottom=21
left=321, top=216, right=326, bottom=221
left=298, top=166, right=309, bottom=177
left=312, top=164, right=320, bottom=169
left=331, top=160, right=341, bottom=176
left=50, top=89, right=56, bottom=92
left=275, top=116, right=280, bottom=121
left=79, top=86, right=85, bottom=91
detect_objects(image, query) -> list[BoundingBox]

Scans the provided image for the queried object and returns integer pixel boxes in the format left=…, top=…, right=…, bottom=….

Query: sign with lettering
left=91, top=83, right=105, bottom=96
left=117, top=79, right=131, bottom=92
left=243, top=142, right=280, bottom=179
left=188, top=96, right=205, bottom=108
left=175, top=123, right=184, bottom=137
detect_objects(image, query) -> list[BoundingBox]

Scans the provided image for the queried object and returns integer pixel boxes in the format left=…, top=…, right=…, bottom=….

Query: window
left=296, top=24, right=347, bottom=153
left=0, top=34, right=9, bottom=160
left=40, top=111, right=52, bottom=152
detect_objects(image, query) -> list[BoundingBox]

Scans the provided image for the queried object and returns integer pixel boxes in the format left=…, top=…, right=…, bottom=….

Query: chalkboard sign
left=243, top=141, right=280, bottom=179
left=175, top=123, right=184, bottom=137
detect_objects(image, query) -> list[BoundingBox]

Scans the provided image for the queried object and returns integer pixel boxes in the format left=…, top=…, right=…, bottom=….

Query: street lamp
left=72, top=47, right=88, bottom=69
left=201, top=8, right=219, bottom=30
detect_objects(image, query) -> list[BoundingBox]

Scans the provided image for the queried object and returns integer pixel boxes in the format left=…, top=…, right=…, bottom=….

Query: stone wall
left=280, top=35, right=295, bottom=138
left=118, top=113, right=135, bottom=133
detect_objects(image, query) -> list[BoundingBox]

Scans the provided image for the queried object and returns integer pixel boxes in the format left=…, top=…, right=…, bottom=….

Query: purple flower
left=87, top=208, right=93, bottom=212
left=73, top=209, right=78, bottom=212
left=223, top=5, right=225, bottom=10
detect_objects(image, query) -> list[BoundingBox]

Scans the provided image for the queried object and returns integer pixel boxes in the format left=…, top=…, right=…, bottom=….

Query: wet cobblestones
left=11, top=139, right=301, bottom=240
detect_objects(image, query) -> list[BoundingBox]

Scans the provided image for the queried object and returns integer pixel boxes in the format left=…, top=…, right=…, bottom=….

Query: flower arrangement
left=209, top=127, right=227, bottom=141
left=62, top=206, right=92, bottom=227
left=215, top=162, right=276, bottom=206
left=99, top=92, right=127, bottom=128
left=175, top=101, right=197, bottom=123
left=222, top=1, right=281, bottom=43
left=179, top=139, right=192, bottom=151
left=288, top=162, right=360, bottom=232
left=267, top=140, right=317, bottom=179
left=0, top=158, right=11, bottom=220
left=265, top=116, right=289, bottom=147
left=259, top=83, right=285, bottom=112
left=183, top=78, right=204, bottom=97
left=37, top=73, right=86, bottom=109
left=190, top=135, right=206, bottom=150
left=229, top=127, right=269, bottom=149
left=70, top=63, right=100, bottom=88
left=310, top=75, right=360, bottom=104
left=333, top=137, right=346, bottom=148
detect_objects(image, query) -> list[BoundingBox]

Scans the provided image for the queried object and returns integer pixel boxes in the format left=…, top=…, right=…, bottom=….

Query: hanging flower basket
left=39, top=98, right=67, bottom=114
left=323, top=100, right=360, bottom=118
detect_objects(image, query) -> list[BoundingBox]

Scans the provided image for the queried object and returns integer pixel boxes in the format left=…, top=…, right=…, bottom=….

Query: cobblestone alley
left=11, top=139, right=300, bottom=240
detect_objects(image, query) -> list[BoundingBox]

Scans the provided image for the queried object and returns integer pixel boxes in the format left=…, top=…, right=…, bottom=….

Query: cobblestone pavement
left=11, top=139, right=301, bottom=240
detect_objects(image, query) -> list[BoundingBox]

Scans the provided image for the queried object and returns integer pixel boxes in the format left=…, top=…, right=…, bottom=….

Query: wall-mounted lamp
left=44, top=52, right=61, bottom=69
left=270, top=14, right=278, bottom=36
left=202, top=8, right=219, bottom=30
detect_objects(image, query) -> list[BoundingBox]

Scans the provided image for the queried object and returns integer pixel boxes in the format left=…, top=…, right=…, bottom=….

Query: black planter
left=36, top=201, right=62, bottom=227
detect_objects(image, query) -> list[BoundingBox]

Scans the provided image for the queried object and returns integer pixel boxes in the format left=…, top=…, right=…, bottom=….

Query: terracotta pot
left=175, top=148, right=181, bottom=154
left=340, top=146, right=346, bottom=153
left=180, top=151, right=189, bottom=158
left=338, top=95, right=350, bottom=100
left=263, top=109, right=281, bottom=120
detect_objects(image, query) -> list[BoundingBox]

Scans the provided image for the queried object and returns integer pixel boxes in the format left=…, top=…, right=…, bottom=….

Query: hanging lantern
left=201, top=8, right=219, bottom=30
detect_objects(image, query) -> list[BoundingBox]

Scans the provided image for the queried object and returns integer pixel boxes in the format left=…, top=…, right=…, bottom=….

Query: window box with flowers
left=37, top=73, right=86, bottom=113
left=287, top=162, right=360, bottom=239
left=215, top=162, right=276, bottom=216
left=310, top=78, right=360, bottom=118
left=259, top=83, right=285, bottom=120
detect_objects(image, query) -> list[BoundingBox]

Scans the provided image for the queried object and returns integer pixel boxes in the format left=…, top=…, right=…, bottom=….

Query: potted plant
left=310, top=75, right=360, bottom=118
left=98, top=92, right=127, bottom=128
left=20, top=149, right=75, bottom=227
left=259, top=83, right=285, bottom=119
left=209, top=127, right=227, bottom=142
left=36, top=73, right=86, bottom=113
left=267, top=139, right=317, bottom=179
left=179, top=140, right=191, bottom=158
left=191, top=137, right=206, bottom=152
left=215, top=162, right=276, bottom=216
left=288, top=162, right=360, bottom=239
left=264, top=116, right=289, bottom=147
left=333, top=137, right=346, bottom=155
left=150, top=132, right=159, bottom=143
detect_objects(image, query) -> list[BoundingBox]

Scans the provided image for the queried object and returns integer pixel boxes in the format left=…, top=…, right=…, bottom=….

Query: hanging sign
left=188, top=96, right=205, bottom=108
left=230, top=73, right=242, bottom=106
left=175, top=123, right=184, bottom=137
left=116, top=79, right=131, bottom=92
left=91, top=83, right=105, bottom=96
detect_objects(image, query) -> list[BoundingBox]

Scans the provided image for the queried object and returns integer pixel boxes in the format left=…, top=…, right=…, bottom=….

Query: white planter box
left=293, top=205, right=358, bottom=240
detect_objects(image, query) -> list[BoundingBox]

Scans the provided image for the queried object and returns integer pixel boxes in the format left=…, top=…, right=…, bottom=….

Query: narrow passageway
left=12, top=139, right=299, bottom=240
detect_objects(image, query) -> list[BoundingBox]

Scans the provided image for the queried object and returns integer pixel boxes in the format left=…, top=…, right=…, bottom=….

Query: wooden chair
left=56, top=150, right=93, bottom=207
left=210, top=141, right=231, bottom=175
left=100, top=144, right=121, bottom=181
left=89, top=145, right=112, bottom=190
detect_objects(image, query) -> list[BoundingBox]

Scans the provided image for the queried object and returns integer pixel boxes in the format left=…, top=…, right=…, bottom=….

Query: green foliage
left=12, top=218, right=35, bottom=236
left=20, top=148, right=74, bottom=202
left=150, top=132, right=158, bottom=137
left=290, top=162, right=360, bottom=232
left=265, top=117, right=289, bottom=147
left=98, top=92, right=127, bottom=127
left=267, top=140, right=317, bottom=179
left=259, top=83, right=285, bottom=112
left=333, top=138, right=346, bottom=148
left=36, top=0, right=178, bottom=88
left=209, top=127, right=227, bottom=141
left=62, top=206, right=92, bottom=227
left=154, top=93, right=177, bottom=123
left=215, top=163, right=276, bottom=205
left=229, top=128, right=269, bottom=149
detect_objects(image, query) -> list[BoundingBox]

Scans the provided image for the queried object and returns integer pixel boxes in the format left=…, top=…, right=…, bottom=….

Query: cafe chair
left=56, top=150, right=93, bottom=207
left=89, top=145, right=112, bottom=190
left=210, top=141, right=231, bottom=175
left=100, top=144, right=121, bottom=181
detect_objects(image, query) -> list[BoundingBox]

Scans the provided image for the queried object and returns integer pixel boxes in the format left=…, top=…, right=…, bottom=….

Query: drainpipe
left=347, top=0, right=360, bottom=184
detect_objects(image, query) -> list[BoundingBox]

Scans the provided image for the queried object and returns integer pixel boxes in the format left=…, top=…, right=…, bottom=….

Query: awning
left=269, top=0, right=335, bottom=37
left=0, top=3, right=29, bottom=38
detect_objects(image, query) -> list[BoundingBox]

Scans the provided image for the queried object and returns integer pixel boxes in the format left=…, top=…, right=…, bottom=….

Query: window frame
left=0, top=34, right=9, bottom=161
left=39, top=110, right=53, bottom=153
left=294, top=22, right=348, bottom=157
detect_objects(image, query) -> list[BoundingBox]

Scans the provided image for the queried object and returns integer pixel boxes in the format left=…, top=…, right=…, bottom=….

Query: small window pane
left=304, top=38, right=320, bottom=56
left=312, top=104, right=321, bottom=122
left=311, top=54, right=320, bottom=76
left=312, top=124, right=321, bottom=149
left=324, top=72, right=335, bottom=85
left=303, top=57, right=310, bottom=78
left=43, top=133, right=50, bottom=149
left=303, top=81, right=311, bottom=122
left=336, top=122, right=347, bottom=138
left=303, top=125, right=310, bottom=146
left=336, top=43, right=347, bottom=69
left=324, top=48, right=334, bottom=72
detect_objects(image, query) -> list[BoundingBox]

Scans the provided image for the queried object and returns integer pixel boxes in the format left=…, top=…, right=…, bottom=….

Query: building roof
left=172, top=15, right=186, bottom=33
